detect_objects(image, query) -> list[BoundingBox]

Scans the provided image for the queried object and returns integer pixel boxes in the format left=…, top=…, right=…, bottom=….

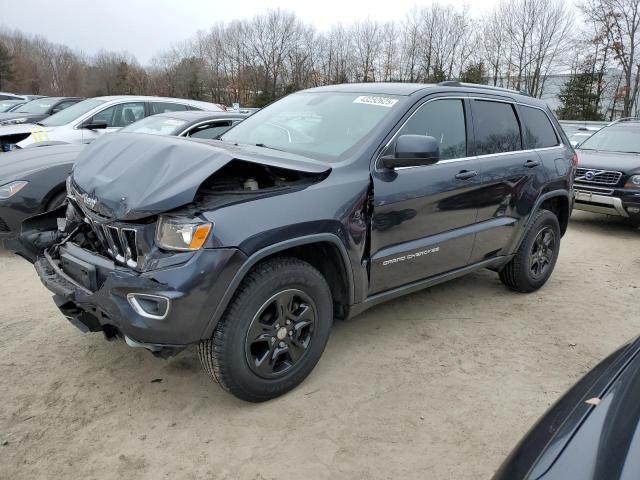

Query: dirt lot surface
left=1, top=211, right=639, bottom=480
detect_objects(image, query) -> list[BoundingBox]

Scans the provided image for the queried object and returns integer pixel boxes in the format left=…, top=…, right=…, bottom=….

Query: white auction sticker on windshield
left=353, top=96, right=398, bottom=107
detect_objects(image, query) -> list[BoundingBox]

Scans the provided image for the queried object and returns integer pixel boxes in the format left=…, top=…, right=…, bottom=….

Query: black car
left=0, top=111, right=248, bottom=249
left=0, top=97, right=83, bottom=127
left=18, top=82, right=575, bottom=402
left=573, top=119, right=640, bottom=225
left=494, top=335, right=640, bottom=480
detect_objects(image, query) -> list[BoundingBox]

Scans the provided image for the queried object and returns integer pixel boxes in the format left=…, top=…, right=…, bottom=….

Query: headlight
left=0, top=181, right=28, bottom=199
left=155, top=216, right=212, bottom=251
left=625, top=175, right=640, bottom=188
left=1, top=117, right=28, bottom=125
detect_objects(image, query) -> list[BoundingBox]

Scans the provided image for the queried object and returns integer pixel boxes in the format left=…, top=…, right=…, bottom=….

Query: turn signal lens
left=189, top=224, right=212, bottom=249
left=571, top=153, right=579, bottom=167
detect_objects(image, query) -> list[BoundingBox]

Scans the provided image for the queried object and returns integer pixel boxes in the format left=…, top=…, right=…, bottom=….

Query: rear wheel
left=499, top=209, right=561, bottom=293
left=199, top=257, right=333, bottom=402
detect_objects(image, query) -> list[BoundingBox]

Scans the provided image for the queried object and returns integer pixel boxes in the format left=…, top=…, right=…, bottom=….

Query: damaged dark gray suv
left=18, top=82, right=575, bottom=401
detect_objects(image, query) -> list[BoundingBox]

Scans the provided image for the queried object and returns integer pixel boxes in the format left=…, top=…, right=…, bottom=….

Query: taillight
left=572, top=153, right=579, bottom=167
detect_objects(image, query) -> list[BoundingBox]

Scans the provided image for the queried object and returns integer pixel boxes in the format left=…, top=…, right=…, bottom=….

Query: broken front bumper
left=35, top=242, right=247, bottom=350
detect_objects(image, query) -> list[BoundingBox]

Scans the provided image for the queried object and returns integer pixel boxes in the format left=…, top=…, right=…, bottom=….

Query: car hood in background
left=576, top=149, right=640, bottom=174
left=71, top=133, right=331, bottom=220
left=0, top=144, right=85, bottom=182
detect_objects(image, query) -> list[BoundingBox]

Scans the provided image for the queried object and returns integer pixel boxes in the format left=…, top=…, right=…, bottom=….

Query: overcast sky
left=3, top=0, right=501, bottom=64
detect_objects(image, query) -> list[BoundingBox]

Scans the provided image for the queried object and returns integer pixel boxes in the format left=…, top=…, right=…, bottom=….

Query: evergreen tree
left=0, top=42, right=14, bottom=91
left=556, top=70, right=603, bottom=121
left=460, top=62, right=487, bottom=84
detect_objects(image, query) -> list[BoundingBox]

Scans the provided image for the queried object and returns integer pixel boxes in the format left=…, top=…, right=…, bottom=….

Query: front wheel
left=199, top=257, right=333, bottom=402
left=499, top=209, right=561, bottom=293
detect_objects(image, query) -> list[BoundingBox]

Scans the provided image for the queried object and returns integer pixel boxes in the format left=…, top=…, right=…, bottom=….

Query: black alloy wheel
left=245, top=289, right=317, bottom=378
left=529, top=227, right=555, bottom=280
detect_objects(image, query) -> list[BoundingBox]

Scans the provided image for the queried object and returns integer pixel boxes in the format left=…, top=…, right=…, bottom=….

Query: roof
left=303, top=83, right=436, bottom=96
left=154, top=110, right=248, bottom=122
left=93, top=95, right=224, bottom=111
left=300, top=82, right=547, bottom=106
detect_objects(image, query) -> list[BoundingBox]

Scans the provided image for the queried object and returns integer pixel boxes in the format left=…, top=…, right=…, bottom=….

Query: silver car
left=0, top=96, right=225, bottom=152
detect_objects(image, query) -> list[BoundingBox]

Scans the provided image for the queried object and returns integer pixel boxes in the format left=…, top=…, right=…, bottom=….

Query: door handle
left=455, top=170, right=478, bottom=180
left=524, top=159, right=540, bottom=168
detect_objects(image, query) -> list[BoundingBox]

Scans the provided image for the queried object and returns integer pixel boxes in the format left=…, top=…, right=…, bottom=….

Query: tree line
left=1, top=0, right=639, bottom=119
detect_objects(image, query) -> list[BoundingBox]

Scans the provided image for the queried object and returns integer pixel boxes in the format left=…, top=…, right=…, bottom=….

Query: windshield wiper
left=34, top=122, right=45, bottom=126
left=254, top=143, right=285, bottom=152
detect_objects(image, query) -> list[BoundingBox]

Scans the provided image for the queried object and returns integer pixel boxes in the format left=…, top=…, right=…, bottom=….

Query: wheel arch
left=512, top=190, right=570, bottom=254
left=201, top=234, right=354, bottom=340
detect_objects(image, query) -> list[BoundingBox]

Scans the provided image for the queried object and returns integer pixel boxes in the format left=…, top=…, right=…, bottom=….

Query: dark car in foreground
left=0, top=97, right=83, bottom=128
left=573, top=118, right=640, bottom=225
left=494, top=335, right=640, bottom=480
left=0, top=111, right=247, bottom=250
left=18, top=82, right=574, bottom=402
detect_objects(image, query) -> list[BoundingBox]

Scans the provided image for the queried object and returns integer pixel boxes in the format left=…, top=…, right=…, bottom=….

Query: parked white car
left=0, top=96, right=225, bottom=152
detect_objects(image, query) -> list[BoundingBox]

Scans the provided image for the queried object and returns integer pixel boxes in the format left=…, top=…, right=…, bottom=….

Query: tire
left=499, top=209, right=561, bottom=293
left=199, top=257, right=333, bottom=402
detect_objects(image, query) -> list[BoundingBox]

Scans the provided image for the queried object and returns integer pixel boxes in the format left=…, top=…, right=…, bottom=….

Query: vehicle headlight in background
left=625, top=175, right=640, bottom=188
left=155, top=216, right=212, bottom=251
left=0, top=181, right=28, bottom=199
left=6, top=117, right=28, bottom=125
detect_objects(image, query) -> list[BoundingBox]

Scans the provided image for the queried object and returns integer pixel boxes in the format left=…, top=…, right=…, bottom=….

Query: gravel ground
left=1, top=211, right=639, bottom=480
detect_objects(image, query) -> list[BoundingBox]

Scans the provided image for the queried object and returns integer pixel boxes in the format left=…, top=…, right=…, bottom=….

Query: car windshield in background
left=579, top=124, right=640, bottom=153
left=0, top=101, right=22, bottom=112
left=120, top=116, right=186, bottom=136
left=14, top=99, right=55, bottom=114
left=221, top=92, right=402, bottom=161
left=41, top=98, right=106, bottom=126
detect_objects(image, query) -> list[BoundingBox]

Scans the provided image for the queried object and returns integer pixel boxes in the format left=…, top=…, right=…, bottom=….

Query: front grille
left=85, top=217, right=141, bottom=268
left=575, top=168, right=623, bottom=185
left=0, top=217, right=9, bottom=232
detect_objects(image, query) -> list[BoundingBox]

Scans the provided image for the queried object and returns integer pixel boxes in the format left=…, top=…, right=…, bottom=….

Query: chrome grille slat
left=574, top=168, right=623, bottom=185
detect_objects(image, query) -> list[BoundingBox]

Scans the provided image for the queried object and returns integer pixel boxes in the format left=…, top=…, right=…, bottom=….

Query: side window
left=91, top=102, right=145, bottom=128
left=519, top=105, right=559, bottom=149
left=151, top=102, right=188, bottom=114
left=472, top=100, right=522, bottom=155
left=396, top=99, right=467, bottom=160
left=188, top=121, right=233, bottom=139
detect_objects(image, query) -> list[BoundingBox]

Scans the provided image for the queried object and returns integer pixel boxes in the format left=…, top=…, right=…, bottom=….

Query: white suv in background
left=0, top=96, right=225, bottom=151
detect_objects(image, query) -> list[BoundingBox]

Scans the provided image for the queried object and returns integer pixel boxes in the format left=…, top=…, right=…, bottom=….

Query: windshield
left=0, top=101, right=21, bottom=112
left=41, top=98, right=106, bottom=126
left=15, top=99, right=56, bottom=114
left=579, top=124, right=640, bottom=153
left=120, top=115, right=186, bottom=136
left=221, top=92, right=402, bottom=161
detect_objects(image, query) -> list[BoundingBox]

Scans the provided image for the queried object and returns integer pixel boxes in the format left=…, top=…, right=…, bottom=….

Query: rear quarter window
left=472, top=100, right=522, bottom=155
left=520, top=105, right=559, bottom=149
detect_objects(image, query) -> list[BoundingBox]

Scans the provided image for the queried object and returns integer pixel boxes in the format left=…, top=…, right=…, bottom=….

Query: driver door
left=80, top=102, right=145, bottom=143
left=369, top=97, right=483, bottom=294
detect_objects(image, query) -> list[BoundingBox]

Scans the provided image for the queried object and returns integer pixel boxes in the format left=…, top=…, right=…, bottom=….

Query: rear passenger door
left=468, top=99, right=548, bottom=263
left=369, top=97, right=483, bottom=294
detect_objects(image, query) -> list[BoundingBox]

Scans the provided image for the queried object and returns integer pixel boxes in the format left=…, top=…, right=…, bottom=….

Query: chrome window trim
left=375, top=95, right=566, bottom=172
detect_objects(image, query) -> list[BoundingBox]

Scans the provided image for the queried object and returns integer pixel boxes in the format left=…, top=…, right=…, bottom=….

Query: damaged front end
left=18, top=134, right=331, bottom=357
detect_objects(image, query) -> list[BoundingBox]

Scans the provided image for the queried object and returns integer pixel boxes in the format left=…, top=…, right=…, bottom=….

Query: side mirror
left=381, top=135, right=440, bottom=169
left=81, top=119, right=108, bottom=130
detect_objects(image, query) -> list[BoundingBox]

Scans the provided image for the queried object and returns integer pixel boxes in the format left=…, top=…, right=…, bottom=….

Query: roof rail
left=438, top=81, right=531, bottom=97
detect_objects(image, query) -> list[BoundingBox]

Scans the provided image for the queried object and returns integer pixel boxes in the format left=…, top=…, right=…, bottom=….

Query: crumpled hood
left=72, top=133, right=331, bottom=220
left=0, top=144, right=85, bottom=182
left=577, top=149, right=640, bottom=174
